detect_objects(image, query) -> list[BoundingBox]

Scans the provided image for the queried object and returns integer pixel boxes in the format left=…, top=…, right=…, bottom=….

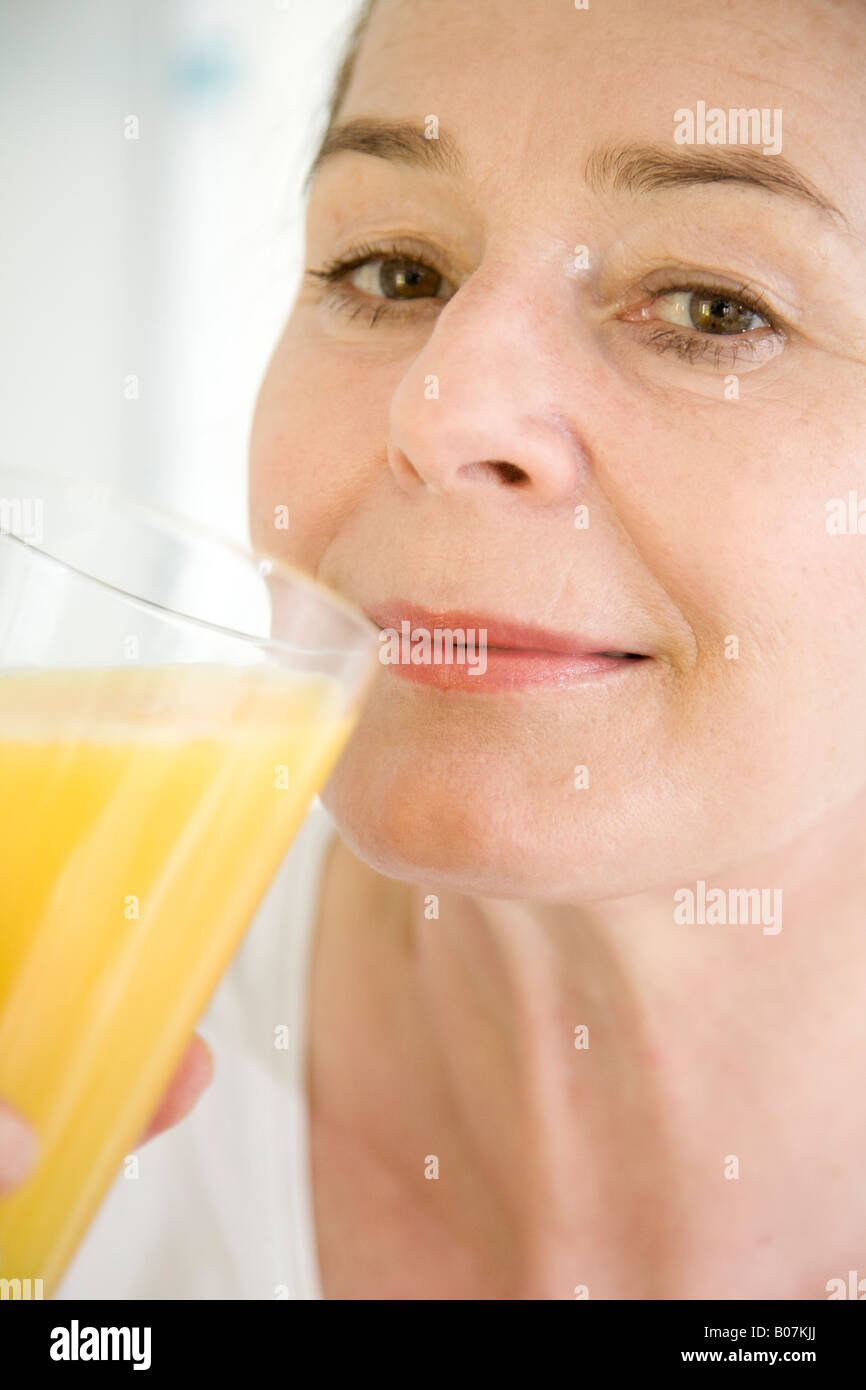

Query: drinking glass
left=0, top=465, right=377, bottom=1298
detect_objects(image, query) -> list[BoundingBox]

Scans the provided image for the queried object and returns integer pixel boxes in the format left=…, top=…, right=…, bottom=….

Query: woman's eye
left=348, top=256, right=455, bottom=301
left=651, top=290, right=769, bottom=335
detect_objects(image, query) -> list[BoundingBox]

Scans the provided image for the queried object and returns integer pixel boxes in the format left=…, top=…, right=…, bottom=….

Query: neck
left=403, top=793, right=866, bottom=1296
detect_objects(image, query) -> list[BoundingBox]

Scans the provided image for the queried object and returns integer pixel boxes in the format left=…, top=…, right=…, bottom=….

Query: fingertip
left=195, top=1033, right=215, bottom=1076
left=0, top=1107, right=38, bottom=1189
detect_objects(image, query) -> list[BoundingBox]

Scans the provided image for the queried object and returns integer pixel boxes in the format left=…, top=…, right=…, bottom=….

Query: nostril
left=455, top=460, right=532, bottom=487
left=491, top=461, right=530, bottom=486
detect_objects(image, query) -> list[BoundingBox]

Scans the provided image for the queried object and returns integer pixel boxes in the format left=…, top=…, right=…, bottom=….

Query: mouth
left=363, top=602, right=653, bottom=693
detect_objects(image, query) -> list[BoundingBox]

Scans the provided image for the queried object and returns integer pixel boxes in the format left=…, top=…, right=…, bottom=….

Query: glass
left=0, top=465, right=378, bottom=1298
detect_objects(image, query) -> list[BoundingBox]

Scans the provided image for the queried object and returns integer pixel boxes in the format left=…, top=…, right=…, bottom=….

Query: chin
left=318, top=673, right=837, bottom=904
left=318, top=695, right=697, bottom=902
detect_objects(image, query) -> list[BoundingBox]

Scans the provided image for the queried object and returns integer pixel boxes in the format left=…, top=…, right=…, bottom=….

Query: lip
left=364, top=602, right=653, bottom=692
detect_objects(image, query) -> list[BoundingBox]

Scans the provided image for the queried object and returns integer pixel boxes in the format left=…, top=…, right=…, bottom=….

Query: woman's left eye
left=622, top=282, right=784, bottom=366
left=651, top=289, right=770, bottom=335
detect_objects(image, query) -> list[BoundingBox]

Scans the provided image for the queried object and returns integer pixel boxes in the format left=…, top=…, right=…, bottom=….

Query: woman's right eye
left=348, top=256, right=457, bottom=302
left=306, top=244, right=458, bottom=309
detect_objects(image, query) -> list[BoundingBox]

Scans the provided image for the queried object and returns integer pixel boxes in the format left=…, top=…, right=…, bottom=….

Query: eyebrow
left=586, top=142, right=845, bottom=224
left=303, top=117, right=463, bottom=193
left=303, top=118, right=847, bottom=228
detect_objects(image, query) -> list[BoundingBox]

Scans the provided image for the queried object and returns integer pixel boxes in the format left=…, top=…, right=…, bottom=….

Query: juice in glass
left=0, top=662, right=352, bottom=1296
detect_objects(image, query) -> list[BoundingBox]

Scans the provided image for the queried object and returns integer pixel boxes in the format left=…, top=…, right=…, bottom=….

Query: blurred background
left=0, top=0, right=360, bottom=545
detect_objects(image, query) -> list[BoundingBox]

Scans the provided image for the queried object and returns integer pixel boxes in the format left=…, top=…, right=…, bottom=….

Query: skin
left=245, top=0, right=866, bottom=1298
left=0, top=1037, right=213, bottom=1197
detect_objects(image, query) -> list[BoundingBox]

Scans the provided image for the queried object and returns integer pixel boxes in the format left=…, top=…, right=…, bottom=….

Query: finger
left=137, top=1034, right=214, bottom=1146
left=0, top=1104, right=38, bottom=1195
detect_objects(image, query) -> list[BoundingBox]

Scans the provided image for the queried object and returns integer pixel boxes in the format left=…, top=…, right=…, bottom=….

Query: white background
left=0, top=0, right=360, bottom=545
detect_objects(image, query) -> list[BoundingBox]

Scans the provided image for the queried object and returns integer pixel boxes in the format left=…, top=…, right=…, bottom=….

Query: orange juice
left=0, top=663, right=352, bottom=1296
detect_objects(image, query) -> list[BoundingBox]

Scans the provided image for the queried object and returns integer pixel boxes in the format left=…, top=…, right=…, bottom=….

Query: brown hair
left=326, top=0, right=378, bottom=128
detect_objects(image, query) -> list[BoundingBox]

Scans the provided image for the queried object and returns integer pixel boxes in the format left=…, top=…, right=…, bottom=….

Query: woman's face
left=249, top=0, right=866, bottom=901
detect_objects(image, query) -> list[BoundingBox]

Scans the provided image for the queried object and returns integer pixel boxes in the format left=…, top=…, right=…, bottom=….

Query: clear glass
left=0, top=465, right=378, bottom=1298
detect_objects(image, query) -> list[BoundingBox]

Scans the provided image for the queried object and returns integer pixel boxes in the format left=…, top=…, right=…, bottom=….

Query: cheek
left=620, top=409, right=866, bottom=803
left=248, top=321, right=391, bottom=575
left=598, top=376, right=866, bottom=663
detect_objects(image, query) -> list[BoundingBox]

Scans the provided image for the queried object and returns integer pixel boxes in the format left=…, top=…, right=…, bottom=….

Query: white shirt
left=55, top=798, right=336, bottom=1300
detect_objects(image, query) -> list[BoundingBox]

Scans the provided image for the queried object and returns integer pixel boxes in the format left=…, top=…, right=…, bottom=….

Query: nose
left=386, top=263, right=592, bottom=505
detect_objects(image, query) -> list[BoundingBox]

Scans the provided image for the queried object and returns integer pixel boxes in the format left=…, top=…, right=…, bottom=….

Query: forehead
left=337, top=0, right=866, bottom=231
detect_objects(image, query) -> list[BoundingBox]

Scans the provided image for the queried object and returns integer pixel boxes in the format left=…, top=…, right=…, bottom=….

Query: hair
left=326, top=0, right=378, bottom=129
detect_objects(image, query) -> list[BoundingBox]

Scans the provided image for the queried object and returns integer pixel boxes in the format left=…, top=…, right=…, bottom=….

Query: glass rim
left=0, top=464, right=378, bottom=657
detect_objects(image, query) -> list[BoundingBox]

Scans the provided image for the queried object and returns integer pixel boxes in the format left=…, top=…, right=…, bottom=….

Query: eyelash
left=632, top=277, right=781, bottom=365
left=304, top=240, right=784, bottom=364
left=305, top=239, right=445, bottom=326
